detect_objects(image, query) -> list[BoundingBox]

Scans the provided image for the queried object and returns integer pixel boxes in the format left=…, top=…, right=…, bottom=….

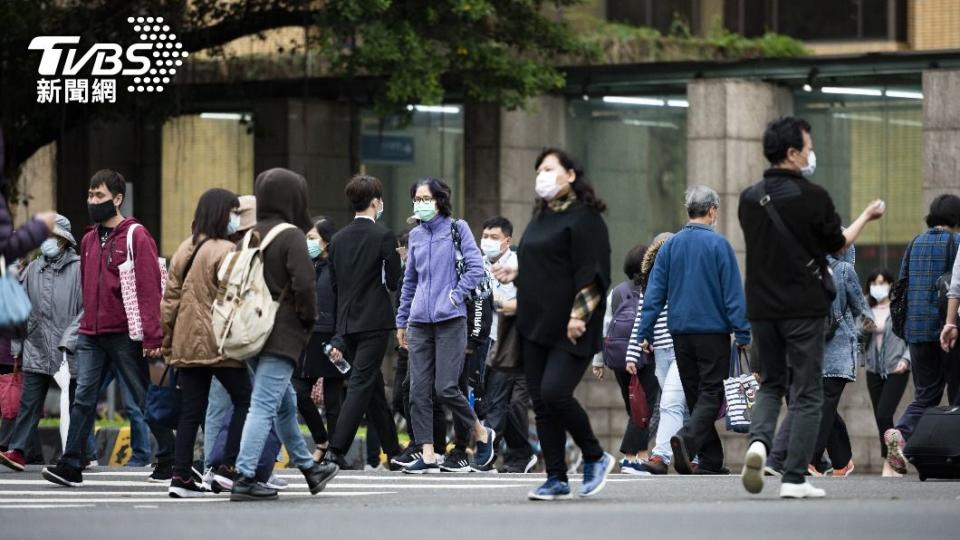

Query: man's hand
left=737, top=342, right=751, bottom=351
left=940, top=324, right=958, bottom=352
left=144, top=348, right=163, bottom=358
left=396, top=328, right=408, bottom=350
left=492, top=264, right=518, bottom=284
left=639, top=340, right=652, bottom=354
left=625, top=361, right=638, bottom=375
left=567, top=318, right=586, bottom=344
left=329, top=347, right=344, bottom=362
left=592, top=366, right=604, bottom=381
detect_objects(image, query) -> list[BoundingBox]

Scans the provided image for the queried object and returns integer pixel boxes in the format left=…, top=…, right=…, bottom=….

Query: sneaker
left=634, top=455, right=668, bottom=475
left=579, top=452, right=614, bottom=497
left=832, top=460, right=855, bottom=478
left=401, top=456, right=441, bottom=474
left=266, top=474, right=289, bottom=490
left=42, top=462, right=83, bottom=487
left=390, top=445, right=422, bottom=468
left=780, top=481, right=826, bottom=499
left=190, top=466, right=203, bottom=484
left=884, top=429, right=908, bottom=475
left=148, top=462, right=173, bottom=483
left=125, top=459, right=150, bottom=468
left=212, top=465, right=236, bottom=494
left=440, top=448, right=471, bottom=473
left=670, top=435, right=694, bottom=475
left=0, top=450, right=26, bottom=472
left=763, top=465, right=783, bottom=478
left=230, top=475, right=278, bottom=502
left=741, top=441, right=766, bottom=495
left=200, top=467, right=215, bottom=491
left=168, top=476, right=206, bottom=498
left=473, top=427, right=496, bottom=468
left=620, top=459, right=645, bottom=475
left=300, top=461, right=339, bottom=495
left=528, top=477, right=572, bottom=501
left=364, top=463, right=385, bottom=472
left=84, top=459, right=98, bottom=471
left=806, top=464, right=824, bottom=477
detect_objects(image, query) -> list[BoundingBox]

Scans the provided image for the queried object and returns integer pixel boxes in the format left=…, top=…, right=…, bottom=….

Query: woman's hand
left=625, top=361, right=637, bottom=375
left=492, top=263, right=518, bottom=284
left=893, top=359, right=909, bottom=374
left=396, top=328, right=408, bottom=349
left=592, top=366, right=604, bottom=381
left=567, top=318, right=586, bottom=344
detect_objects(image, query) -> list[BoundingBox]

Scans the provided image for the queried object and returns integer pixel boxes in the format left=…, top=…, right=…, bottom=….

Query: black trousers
left=483, top=367, right=533, bottom=458
left=671, top=333, right=729, bottom=470
left=329, top=331, right=400, bottom=457
left=291, top=376, right=344, bottom=446
left=810, top=377, right=851, bottom=470
left=895, top=342, right=960, bottom=440
left=612, top=362, right=660, bottom=455
left=523, top=338, right=603, bottom=483
left=866, top=371, right=910, bottom=458
left=174, top=367, right=251, bottom=477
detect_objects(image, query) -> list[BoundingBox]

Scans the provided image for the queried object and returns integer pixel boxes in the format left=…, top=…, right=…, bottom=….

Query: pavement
left=0, top=466, right=958, bottom=540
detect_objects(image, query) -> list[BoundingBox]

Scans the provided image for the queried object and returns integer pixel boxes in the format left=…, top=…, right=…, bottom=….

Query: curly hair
left=639, top=232, right=674, bottom=291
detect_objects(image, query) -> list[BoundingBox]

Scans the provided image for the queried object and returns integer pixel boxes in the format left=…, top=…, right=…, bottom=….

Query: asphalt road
left=1, top=467, right=958, bottom=540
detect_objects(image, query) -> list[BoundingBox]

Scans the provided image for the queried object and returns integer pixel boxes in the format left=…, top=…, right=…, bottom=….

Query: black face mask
left=88, top=199, right=117, bottom=224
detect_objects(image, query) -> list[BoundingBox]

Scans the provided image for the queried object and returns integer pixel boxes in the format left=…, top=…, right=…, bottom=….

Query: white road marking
left=0, top=504, right=94, bottom=509
left=0, top=492, right=393, bottom=504
left=133, top=505, right=158, bottom=509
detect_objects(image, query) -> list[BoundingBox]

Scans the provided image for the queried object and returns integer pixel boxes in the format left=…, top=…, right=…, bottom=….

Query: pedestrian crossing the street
left=0, top=469, right=650, bottom=509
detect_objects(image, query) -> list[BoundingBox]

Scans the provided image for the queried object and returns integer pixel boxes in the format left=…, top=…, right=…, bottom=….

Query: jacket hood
left=41, top=249, right=81, bottom=270
left=83, top=216, right=144, bottom=238
left=254, top=168, right=311, bottom=232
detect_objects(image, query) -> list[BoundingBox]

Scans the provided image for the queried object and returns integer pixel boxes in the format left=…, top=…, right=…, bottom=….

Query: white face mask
left=801, top=150, right=816, bottom=178
left=375, top=199, right=384, bottom=221
left=535, top=170, right=562, bottom=200
left=870, top=284, right=890, bottom=301
left=480, top=238, right=504, bottom=260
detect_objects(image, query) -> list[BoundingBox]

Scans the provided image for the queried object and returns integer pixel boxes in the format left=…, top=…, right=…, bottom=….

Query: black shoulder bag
left=889, top=238, right=914, bottom=339
left=451, top=220, right=492, bottom=302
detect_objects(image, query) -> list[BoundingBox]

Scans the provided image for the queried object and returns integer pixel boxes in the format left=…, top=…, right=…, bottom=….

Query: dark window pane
left=607, top=0, right=648, bottom=27
left=862, top=0, right=889, bottom=38
left=777, top=0, right=858, bottom=40
left=654, top=0, right=695, bottom=34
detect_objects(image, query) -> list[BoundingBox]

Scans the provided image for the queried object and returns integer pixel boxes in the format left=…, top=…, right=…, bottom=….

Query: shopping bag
left=723, top=346, right=759, bottom=433
left=145, top=365, right=180, bottom=430
left=628, top=373, right=651, bottom=429
left=0, top=255, right=31, bottom=330
left=0, top=360, right=23, bottom=420
left=118, top=224, right=167, bottom=341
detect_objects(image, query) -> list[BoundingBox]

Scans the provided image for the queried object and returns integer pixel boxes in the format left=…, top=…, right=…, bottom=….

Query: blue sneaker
left=401, top=456, right=440, bottom=475
left=527, top=477, right=572, bottom=501
left=619, top=458, right=646, bottom=475
left=579, top=452, right=614, bottom=497
left=473, top=426, right=496, bottom=468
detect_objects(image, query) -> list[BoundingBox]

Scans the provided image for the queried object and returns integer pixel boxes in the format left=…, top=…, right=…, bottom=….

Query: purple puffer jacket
left=396, top=216, right=484, bottom=328
left=0, top=192, right=48, bottom=262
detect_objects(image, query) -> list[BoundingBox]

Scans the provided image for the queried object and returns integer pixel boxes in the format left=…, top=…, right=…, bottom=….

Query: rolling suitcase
left=902, top=405, right=960, bottom=481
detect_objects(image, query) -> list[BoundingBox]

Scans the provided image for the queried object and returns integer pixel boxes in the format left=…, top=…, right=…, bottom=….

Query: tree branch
left=179, top=7, right=322, bottom=52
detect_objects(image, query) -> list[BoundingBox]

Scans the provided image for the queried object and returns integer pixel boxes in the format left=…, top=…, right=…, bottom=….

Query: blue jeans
left=203, top=377, right=231, bottom=468
left=651, top=347, right=689, bottom=463
left=95, top=365, right=152, bottom=465
left=235, top=355, right=313, bottom=478
left=60, top=334, right=175, bottom=469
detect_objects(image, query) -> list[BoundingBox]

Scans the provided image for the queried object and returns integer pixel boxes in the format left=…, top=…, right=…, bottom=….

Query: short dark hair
left=397, top=229, right=410, bottom=248
left=763, top=116, right=812, bottom=164
left=481, top=216, right=513, bottom=237
left=534, top=148, right=606, bottom=216
left=865, top=268, right=895, bottom=307
left=345, top=174, right=383, bottom=212
left=313, top=216, right=336, bottom=244
left=89, top=169, right=126, bottom=198
left=410, top=177, right=453, bottom=218
left=192, top=188, right=239, bottom=243
left=925, top=194, right=960, bottom=228
left=623, top=243, right=648, bottom=283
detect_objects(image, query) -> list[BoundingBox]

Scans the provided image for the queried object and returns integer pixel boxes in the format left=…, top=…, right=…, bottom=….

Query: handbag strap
left=158, top=364, right=176, bottom=387
left=944, top=233, right=956, bottom=275
left=751, top=181, right=823, bottom=280
left=125, top=223, right=141, bottom=260
left=182, top=238, right=212, bottom=283
left=0, top=255, right=6, bottom=278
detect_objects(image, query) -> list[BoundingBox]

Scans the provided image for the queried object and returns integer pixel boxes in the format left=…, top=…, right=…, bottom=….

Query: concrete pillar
left=922, top=70, right=960, bottom=210
left=686, top=79, right=793, bottom=260
left=463, top=96, right=567, bottom=237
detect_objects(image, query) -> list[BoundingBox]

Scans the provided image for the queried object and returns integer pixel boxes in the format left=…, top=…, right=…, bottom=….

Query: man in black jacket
left=325, top=175, right=402, bottom=467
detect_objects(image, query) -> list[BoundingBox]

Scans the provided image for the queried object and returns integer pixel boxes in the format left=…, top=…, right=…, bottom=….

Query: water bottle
left=323, top=343, right=351, bottom=374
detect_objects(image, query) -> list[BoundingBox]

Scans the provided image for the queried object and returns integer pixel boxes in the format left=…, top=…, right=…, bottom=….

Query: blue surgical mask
left=307, top=239, right=322, bottom=260
left=414, top=200, right=437, bottom=222
left=226, top=213, right=240, bottom=236
left=41, top=238, right=62, bottom=259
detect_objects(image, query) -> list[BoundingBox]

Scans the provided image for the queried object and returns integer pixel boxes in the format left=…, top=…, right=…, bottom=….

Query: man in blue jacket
left=637, top=185, right=751, bottom=475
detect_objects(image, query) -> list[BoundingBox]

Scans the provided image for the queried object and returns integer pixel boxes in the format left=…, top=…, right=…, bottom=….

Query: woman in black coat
left=291, top=217, right=344, bottom=462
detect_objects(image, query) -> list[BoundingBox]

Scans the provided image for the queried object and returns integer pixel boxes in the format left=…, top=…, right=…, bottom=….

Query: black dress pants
left=174, top=367, right=251, bottom=477
left=671, top=333, right=730, bottom=470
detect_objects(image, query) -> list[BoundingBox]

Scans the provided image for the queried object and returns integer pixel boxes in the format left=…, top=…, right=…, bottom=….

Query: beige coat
left=161, top=236, right=243, bottom=368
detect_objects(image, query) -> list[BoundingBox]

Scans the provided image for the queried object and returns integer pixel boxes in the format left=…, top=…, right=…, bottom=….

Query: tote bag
left=145, top=365, right=180, bottom=430
left=119, top=224, right=167, bottom=341
left=723, top=346, right=760, bottom=433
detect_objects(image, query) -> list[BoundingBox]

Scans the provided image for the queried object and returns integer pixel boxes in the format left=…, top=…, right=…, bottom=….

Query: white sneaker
left=779, top=481, right=826, bottom=499
left=200, top=467, right=215, bottom=491
left=524, top=454, right=538, bottom=474
left=741, top=441, right=766, bottom=494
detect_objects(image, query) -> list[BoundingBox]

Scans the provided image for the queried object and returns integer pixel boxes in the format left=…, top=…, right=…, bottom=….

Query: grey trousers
left=748, top=317, right=825, bottom=485
left=408, top=318, right=477, bottom=446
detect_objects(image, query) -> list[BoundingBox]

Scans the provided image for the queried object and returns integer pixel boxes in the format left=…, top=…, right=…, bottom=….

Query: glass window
left=566, top=95, right=689, bottom=279
left=725, top=0, right=895, bottom=40
left=359, top=106, right=464, bottom=236
left=795, top=85, right=923, bottom=277
left=607, top=0, right=696, bottom=34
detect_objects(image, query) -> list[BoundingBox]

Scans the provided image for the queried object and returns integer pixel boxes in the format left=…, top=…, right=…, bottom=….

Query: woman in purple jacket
left=395, top=177, right=495, bottom=474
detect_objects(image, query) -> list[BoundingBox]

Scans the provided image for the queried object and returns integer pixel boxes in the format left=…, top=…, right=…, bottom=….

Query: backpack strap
left=259, top=223, right=298, bottom=251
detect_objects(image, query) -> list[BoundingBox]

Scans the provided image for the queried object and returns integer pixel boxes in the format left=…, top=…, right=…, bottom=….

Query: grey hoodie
left=11, top=250, right=83, bottom=376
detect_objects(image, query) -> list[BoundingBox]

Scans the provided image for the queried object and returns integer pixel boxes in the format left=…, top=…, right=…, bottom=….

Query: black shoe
left=323, top=449, right=349, bottom=469
left=230, top=475, right=279, bottom=501
left=693, top=464, right=731, bottom=475
left=42, top=462, right=83, bottom=487
left=301, top=461, right=339, bottom=495
left=670, top=436, right=694, bottom=475
left=390, top=445, right=422, bottom=468
left=168, top=475, right=206, bottom=498
left=211, top=465, right=236, bottom=494
left=440, top=448, right=471, bottom=473
left=148, top=462, right=174, bottom=483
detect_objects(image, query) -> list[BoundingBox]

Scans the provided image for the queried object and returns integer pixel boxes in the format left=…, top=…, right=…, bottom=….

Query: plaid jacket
left=900, top=228, right=960, bottom=343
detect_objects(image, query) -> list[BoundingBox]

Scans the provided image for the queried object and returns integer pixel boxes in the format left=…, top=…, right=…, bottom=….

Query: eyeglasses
left=413, top=197, right=435, bottom=203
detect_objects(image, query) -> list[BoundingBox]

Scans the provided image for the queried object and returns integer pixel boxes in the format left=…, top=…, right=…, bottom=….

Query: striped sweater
left=626, top=293, right=671, bottom=364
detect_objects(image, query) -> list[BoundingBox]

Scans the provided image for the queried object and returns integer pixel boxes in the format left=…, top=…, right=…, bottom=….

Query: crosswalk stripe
left=0, top=479, right=526, bottom=489
left=0, top=492, right=393, bottom=504
left=0, top=504, right=95, bottom=509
